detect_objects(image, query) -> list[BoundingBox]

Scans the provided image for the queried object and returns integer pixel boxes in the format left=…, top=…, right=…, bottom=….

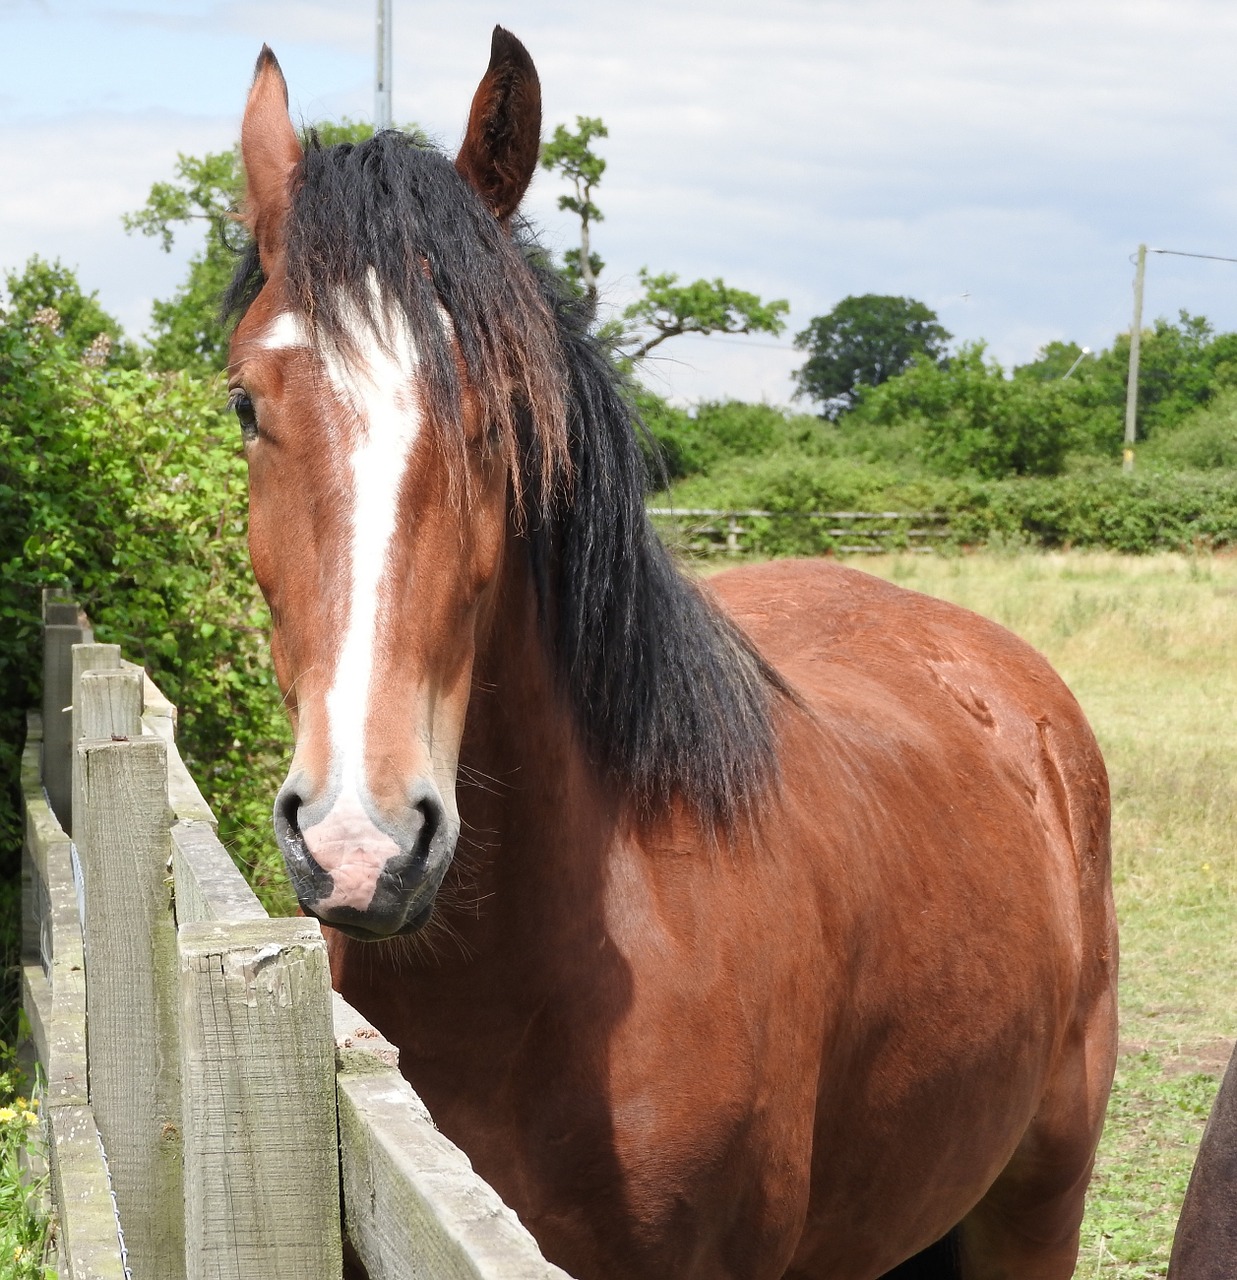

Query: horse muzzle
left=273, top=776, right=459, bottom=939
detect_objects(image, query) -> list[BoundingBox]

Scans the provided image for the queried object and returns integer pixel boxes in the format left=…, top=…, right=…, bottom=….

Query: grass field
left=849, top=550, right=1237, bottom=1278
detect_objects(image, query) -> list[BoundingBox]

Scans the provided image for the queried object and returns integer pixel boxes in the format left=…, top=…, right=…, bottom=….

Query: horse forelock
left=227, top=130, right=568, bottom=510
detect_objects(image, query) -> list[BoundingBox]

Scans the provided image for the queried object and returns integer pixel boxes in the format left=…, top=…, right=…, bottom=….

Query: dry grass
left=849, top=549, right=1237, bottom=1277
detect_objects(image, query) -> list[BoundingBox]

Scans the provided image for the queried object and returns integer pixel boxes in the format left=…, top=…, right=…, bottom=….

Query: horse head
left=227, top=30, right=560, bottom=939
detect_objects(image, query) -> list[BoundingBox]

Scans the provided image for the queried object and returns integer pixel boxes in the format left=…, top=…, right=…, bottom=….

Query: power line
left=1147, top=247, right=1237, bottom=265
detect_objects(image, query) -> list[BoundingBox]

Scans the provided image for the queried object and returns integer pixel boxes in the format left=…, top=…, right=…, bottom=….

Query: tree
left=793, top=295, right=951, bottom=415
left=540, top=116, right=608, bottom=301
left=124, top=120, right=418, bottom=376
left=621, top=270, right=789, bottom=361
left=1014, top=340, right=1088, bottom=383
left=539, top=115, right=789, bottom=362
left=2, top=256, right=137, bottom=368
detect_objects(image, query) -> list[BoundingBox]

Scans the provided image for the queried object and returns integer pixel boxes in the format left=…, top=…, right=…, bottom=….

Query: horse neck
left=447, top=525, right=623, bottom=945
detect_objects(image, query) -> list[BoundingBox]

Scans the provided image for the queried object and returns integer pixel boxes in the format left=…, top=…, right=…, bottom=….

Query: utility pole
left=375, top=0, right=393, bottom=131
left=1123, top=243, right=1146, bottom=474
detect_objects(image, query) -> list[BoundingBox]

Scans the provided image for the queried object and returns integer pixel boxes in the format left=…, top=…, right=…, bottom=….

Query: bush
left=847, top=343, right=1081, bottom=478
left=940, top=469, right=1237, bottom=553
left=0, top=308, right=291, bottom=915
left=642, top=397, right=833, bottom=486
left=1145, top=388, right=1237, bottom=470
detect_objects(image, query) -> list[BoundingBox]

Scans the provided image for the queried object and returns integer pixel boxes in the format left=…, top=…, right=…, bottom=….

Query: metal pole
left=1123, top=243, right=1146, bottom=473
left=375, top=0, right=393, bottom=131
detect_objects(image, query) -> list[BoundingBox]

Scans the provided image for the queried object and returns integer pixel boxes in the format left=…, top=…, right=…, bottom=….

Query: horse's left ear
left=241, top=45, right=304, bottom=273
left=455, top=26, right=541, bottom=223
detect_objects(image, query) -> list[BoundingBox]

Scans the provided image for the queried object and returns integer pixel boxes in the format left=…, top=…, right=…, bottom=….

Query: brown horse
left=226, top=29, right=1118, bottom=1280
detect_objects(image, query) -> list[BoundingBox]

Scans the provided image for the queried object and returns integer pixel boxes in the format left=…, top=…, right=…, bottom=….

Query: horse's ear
left=241, top=46, right=303, bottom=272
left=455, top=26, right=541, bottom=223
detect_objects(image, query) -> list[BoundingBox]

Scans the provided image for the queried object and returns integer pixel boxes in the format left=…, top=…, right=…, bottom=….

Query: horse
left=1169, top=1041, right=1237, bottom=1278
left=225, top=29, right=1118, bottom=1279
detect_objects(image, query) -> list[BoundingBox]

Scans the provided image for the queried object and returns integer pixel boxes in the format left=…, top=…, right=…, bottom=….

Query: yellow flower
left=0, top=1107, right=16, bottom=1123
left=24, top=1111, right=38, bottom=1127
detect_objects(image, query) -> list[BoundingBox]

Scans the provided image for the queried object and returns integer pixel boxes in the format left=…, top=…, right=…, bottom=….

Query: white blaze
left=261, top=277, right=422, bottom=822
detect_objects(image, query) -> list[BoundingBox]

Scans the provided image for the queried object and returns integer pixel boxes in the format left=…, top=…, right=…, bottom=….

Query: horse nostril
left=275, top=787, right=301, bottom=836
left=409, top=783, right=446, bottom=865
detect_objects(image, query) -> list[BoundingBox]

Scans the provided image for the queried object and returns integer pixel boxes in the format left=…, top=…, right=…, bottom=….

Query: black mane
left=227, top=131, right=784, bottom=823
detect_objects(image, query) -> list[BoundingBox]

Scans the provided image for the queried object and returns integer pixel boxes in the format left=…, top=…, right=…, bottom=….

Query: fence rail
left=21, top=592, right=570, bottom=1280
left=647, top=507, right=950, bottom=556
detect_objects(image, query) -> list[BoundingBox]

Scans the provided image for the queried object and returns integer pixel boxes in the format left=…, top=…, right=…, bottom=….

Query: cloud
left=4, top=0, right=1237, bottom=402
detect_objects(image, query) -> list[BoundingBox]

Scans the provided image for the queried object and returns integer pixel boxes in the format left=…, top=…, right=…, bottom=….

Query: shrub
left=0, top=309, right=291, bottom=914
left=1145, top=388, right=1237, bottom=470
left=847, top=343, right=1081, bottom=478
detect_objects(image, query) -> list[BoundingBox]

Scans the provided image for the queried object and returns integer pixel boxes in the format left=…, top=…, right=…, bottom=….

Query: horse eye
left=229, top=390, right=259, bottom=443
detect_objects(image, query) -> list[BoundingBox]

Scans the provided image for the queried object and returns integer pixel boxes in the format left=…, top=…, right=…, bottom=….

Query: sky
left=2, top=0, right=1237, bottom=406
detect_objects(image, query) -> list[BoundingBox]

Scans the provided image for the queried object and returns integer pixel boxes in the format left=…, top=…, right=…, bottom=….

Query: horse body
left=329, top=556, right=1115, bottom=1279
left=228, top=30, right=1117, bottom=1279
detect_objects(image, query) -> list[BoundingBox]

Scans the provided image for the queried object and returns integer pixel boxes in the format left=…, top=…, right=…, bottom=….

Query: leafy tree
left=124, top=120, right=418, bottom=376
left=539, top=116, right=608, bottom=300
left=2, top=256, right=137, bottom=367
left=1014, top=340, right=1089, bottom=383
left=539, top=115, right=788, bottom=362
left=793, top=295, right=952, bottom=415
left=849, top=342, right=1078, bottom=478
left=622, top=270, right=789, bottom=361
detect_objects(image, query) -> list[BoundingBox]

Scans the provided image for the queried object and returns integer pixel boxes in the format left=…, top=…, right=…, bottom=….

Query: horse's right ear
left=455, top=27, right=541, bottom=223
left=241, top=46, right=303, bottom=273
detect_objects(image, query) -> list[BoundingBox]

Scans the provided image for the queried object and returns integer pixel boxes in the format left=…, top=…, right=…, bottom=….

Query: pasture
left=838, top=550, right=1236, bottom=1278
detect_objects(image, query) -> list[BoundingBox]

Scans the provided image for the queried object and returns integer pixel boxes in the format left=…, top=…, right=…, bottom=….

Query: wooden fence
left=647, top=507, right=950, bottom=556
left=21, top=591, right=570, bottom=1280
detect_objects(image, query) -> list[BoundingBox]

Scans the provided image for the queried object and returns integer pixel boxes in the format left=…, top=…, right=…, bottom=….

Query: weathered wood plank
left=338, top=1068, right=572, bottom=1280
left=333, top=992, right=400, bottom=1072
left=133, top=661, right=177, bottom=732
left=23, top=736, right=90, bottom=1106
left=78, top=733, right=183, bottom=1279
left=47, top=1104, right=129, bottom=1280
left=70, top=644, right=121, bottom=840
left=171, top=820, right=267, bottom=926
left=42, top=622, right=85, bottom=829
left=162, top=739, right=216, bottom=827
left=128, top=667, right=216, bottom=825
left=79, top=669, right=143, bottom=742
left=179, top=918, right=340, bottom=1280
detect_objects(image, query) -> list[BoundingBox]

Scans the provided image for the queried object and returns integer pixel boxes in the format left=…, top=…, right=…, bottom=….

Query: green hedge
left=0, top=312, right=291, bottom=914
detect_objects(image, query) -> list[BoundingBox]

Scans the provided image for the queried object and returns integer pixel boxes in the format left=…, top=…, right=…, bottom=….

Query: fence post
left=41, top=597, right=91, bottom=830
left=77, top=664, right=185, bottom=1280
left=70, top=643, right=121, bottom=841
left=179, top=918, right=341, bottom=1280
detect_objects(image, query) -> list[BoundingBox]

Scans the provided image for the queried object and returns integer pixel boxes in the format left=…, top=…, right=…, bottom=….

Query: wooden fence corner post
left=179, top=918, right=341, bottom=1280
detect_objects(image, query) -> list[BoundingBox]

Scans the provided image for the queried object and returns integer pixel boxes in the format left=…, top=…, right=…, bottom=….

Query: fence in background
left=21, top=590, right=570, bottom=1280
left=647, top=507, right=951, bottom=556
